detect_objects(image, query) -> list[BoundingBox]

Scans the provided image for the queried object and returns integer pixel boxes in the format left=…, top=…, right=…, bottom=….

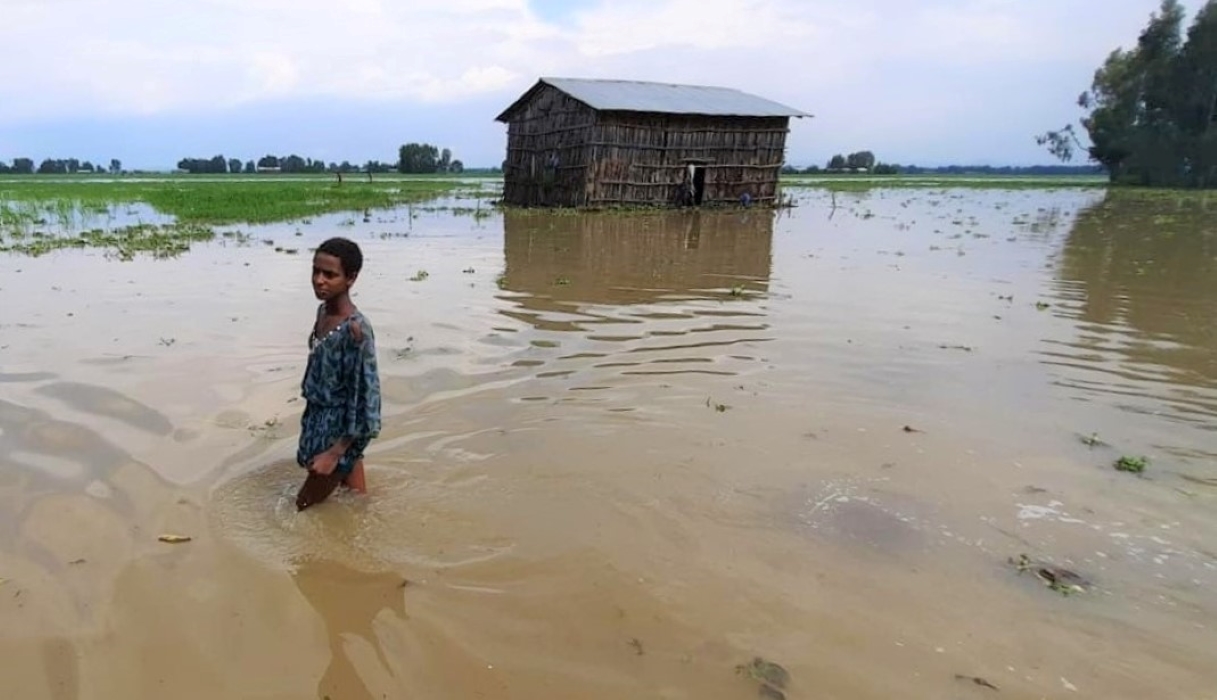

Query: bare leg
left=296, top=471, right=342, bottom=511
left=342, top=459, right=367, bottom=494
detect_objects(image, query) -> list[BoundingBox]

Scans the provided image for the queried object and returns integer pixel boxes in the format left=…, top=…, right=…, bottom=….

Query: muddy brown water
left=1, top=188, right=1216, bottom=699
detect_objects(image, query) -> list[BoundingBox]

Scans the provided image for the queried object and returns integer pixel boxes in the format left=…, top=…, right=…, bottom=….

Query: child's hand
left=309, top=450, right=340, bottom=475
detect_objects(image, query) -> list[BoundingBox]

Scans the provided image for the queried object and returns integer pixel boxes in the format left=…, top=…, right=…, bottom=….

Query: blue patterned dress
left=297, top=305, right=382, bottom=476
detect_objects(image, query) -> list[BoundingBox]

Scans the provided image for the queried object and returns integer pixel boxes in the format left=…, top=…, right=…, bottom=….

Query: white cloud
left=0, top=0, right=1181, bottom=164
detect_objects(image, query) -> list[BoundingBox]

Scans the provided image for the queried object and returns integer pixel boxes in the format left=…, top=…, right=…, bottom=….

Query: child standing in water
left=295, top=237, right=382, bottom=511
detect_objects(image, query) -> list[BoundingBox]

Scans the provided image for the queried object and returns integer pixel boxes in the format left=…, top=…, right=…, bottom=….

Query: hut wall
left=587, top=113, right=790, bottom=206
left=501, top=85, right=597, bottom=207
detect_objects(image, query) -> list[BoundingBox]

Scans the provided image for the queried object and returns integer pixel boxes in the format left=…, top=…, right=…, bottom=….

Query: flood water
left=1, top=187, right=1216, bottom=699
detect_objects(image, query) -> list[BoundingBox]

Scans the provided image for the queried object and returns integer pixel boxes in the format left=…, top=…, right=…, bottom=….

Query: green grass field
left=0, top=176, right=470, bottom=225
left=0, top=176, right=476, bottom=258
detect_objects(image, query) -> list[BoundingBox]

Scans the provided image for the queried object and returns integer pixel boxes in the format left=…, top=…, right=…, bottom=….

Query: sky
left=0, top=0, right=1193, bottom=170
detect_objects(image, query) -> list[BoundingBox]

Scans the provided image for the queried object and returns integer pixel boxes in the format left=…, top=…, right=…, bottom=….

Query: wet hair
left=316, top=237, right=363, bottom=277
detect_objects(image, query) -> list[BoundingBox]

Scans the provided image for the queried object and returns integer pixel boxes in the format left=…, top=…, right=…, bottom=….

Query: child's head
left=312, top=237, right=364, bottom=301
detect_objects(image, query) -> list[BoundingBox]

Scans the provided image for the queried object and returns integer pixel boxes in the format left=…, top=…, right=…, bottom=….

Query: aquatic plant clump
left=0, top=222, right=231, bottom=260
left=1114, top=455, right=1148, bottom=474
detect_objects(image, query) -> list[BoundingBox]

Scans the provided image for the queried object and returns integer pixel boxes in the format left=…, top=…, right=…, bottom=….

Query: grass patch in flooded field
left=0, top=178, right=462, bottom=225
left=0, top=177, right=468, bottom=258
left=0, top=222, right=232, bottom=259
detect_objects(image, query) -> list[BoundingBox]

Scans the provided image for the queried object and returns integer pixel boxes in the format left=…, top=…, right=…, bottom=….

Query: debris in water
left=954, top=674, right=1000, bottom=691
left=736, top=656, right=790, bottom=699
left=158, top=534, right=192, bottom=544
left=902, top=425, right=923, bottom=433
left=1010, top=554, right=1089, bottom=595
left=629, top=638, right=644, bottom=656
left=1078, top=432, right=1108, bottom=448
left=1180, top=474, right=1217, bottom=488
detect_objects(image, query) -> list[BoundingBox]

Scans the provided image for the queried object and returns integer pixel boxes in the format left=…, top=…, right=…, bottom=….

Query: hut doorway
left=682, top=160, right=710, bottom=206
left=691, top=166, right=706, bottom=205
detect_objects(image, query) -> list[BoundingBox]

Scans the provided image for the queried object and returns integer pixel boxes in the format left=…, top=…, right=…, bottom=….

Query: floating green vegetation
left=0, top=222, right=226, bottom=260
left=410, top=269, right=430, bottom=282
left=735, top=657, right=790, bottom=700
left=1010, top=554, right=1091, bottom=596
left=1114, top=455, right=1148, bottom=474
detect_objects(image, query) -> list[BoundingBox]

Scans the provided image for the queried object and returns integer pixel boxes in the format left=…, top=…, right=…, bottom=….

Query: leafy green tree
left=827, top=154, right=846, bottom=170
left=244, top=160, right=256, bottom=174
left=12, top=158, right=34, bottom=174
left=398, top=143, right=440, bottom=173
left=228, top=158, right=242, bottom=174
left=1039, top=0, right=1217, bottom=187
left=449, top=159, right=464, bottom=174
left=847, top=151, right=876, bottom=171
left=109, top=159, right=121, bottom=174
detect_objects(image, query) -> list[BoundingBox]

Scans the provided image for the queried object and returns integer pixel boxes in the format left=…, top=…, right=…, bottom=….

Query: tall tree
left=1038, top=0, right=1217, bottom=187
left=398, top=143, right=440, bottom=174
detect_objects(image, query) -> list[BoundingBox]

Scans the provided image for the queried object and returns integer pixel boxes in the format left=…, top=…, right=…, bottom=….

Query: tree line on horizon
left=174, top=143, right=466, bottom=175
left=0, top=142, right=486, bottom=176
left=1038, top=0, right=1217, bottom=188
left=781, top=150, right=1103, bottom=177
left=0, top=158, right=123, bottom=175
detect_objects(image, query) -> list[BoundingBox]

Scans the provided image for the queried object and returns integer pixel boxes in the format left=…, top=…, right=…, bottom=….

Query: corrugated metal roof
left=496, top=78, right=811, bottom=120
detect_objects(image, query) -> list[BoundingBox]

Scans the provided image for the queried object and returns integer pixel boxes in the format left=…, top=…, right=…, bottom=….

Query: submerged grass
left=0, top=178, right=461, bottom=225
left=0, top=178, right=465, bottom=258
left=0, top=223, right=231, bottom=260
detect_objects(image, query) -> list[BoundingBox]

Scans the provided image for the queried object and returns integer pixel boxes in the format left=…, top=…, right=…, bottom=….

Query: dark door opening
left=691, top=166, right=706, bottom=205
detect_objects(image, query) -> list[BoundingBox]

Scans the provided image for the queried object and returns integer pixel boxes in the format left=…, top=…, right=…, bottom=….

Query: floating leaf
left=158, top=534, right=192, bottom=544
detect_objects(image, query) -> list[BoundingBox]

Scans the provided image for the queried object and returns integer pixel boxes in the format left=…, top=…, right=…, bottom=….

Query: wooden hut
left=495, top=78, right=810, bottom=208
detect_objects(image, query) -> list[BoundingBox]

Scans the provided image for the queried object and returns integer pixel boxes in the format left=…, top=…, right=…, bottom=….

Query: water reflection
left=493, top=209, right=776, bottom=385
left=291, top=557, right=408, bottom=700
left=500, top=208, right=773, bottom=308
left=1049, top=191, right=1217, bottom=430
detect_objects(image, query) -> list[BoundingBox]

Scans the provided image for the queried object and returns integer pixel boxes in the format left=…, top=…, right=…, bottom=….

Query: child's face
left=312, top=252, right=355, bottom=301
